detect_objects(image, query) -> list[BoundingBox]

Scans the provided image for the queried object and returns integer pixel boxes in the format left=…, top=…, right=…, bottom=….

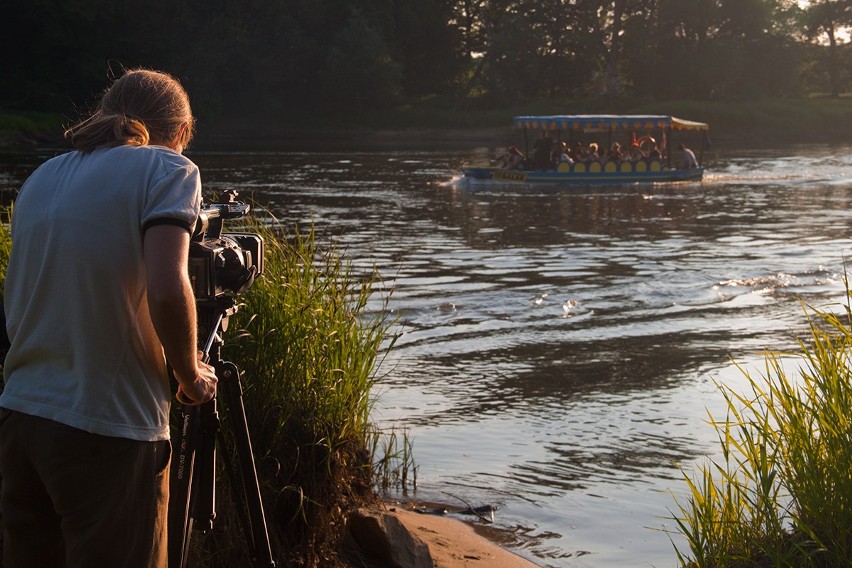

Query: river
left=1, top=142, right=850, bottom=567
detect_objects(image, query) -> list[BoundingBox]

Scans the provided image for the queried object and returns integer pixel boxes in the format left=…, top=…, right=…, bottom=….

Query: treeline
left=1, top=0, right=849, bottom=125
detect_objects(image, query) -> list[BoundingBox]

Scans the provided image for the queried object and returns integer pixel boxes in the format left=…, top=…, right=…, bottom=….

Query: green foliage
left=670, top=287, right=852, bottom=567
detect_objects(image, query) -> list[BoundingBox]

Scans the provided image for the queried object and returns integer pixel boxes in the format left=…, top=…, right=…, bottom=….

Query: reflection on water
left=1, top=143, right=851, bottom=567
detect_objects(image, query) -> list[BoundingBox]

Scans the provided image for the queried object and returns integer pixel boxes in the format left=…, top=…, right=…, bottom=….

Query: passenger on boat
left=549, top=139, right=564, bottom=166
left=646, top=142, right=662, bottom=159
left=532, top=131, right=554, bottom=169
left=586, top=143, right=599, bottom=162
left=606, top=142, right=623, bottom=162
left=498, top=146, right=526, bottom=169
left=556, top=142, right=573, bottom=166
left=677, top=144, right=699, bottom=168
left=497, top=148, right=512, bottom=168
left=628, top=144, right=644, bottom=162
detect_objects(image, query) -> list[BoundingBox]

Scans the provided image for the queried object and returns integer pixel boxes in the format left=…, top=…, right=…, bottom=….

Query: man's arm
left=144, top=224, right=217, bottom=404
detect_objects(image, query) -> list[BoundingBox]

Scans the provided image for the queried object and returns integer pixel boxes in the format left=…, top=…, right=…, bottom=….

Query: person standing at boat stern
left=0, top=68, right=218, bottom=568
left=532, top=130, right=554, bottom=170
left=678, top=143, right=699, bottom=168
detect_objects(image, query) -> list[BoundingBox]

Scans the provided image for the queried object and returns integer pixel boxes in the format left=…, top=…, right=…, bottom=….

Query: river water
left=1, top=142, right=851, bottom=567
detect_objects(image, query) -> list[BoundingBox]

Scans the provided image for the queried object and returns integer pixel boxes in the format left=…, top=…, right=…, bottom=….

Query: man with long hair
left=0, top=69, right=218, bottom=567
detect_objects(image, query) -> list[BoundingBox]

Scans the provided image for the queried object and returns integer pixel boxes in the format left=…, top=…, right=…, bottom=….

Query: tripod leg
left=168, top=399, right=220, bottom=568
left=191, top=399, right=219, bottom=531
left=168, top=406, right=199, bottom=568
left=218, top=361, right=276, bottom=568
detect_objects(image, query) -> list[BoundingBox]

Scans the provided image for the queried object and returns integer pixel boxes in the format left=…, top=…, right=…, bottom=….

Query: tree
left=319, top=9, right=403, bottom=110
left=649, top=0, right=722, bottom=99
left=619, top=0, right=666, bottom=99
left=605, top=0, right=629, bottom=102
left=476, top=3, right=541, bottom=102
left=801, top=0, right=852, bottom=97
left=462, top=0, right=615, bottom=103
left=712, top=0, right=801, bottom=98
left=392, top=0, right=465, bottom=97
left=0, top=0, right=184, bottom=114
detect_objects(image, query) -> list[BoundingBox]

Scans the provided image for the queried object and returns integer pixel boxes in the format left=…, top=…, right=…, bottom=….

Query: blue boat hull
left=461, top=164, right=703, bottom=185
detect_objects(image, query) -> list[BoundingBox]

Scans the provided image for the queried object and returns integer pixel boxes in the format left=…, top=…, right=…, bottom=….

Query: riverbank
left=204, top=95, right=852, bottom=149
left=3, top=96, right=851, bottom=150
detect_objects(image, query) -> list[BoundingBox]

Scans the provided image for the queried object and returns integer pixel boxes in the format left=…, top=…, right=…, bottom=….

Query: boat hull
left=461, top=162, right=703, bottom=185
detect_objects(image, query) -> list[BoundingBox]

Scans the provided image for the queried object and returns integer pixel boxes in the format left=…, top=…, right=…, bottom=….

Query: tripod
left=168, top=297, right=276, bottom=568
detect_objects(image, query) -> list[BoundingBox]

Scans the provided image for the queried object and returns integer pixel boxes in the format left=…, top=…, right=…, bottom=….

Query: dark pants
left=0, top=409, right=170, bottom=568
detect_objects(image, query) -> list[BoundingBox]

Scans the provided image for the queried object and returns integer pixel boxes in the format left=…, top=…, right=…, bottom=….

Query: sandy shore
left=347, top=503, right=540, bottom=567
left=390, top=507, right=540, bottom=567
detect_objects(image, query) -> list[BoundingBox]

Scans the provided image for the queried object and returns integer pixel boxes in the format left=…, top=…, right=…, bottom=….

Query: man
left=532, top=130, right=554, bottom=169
left=0, top=69, right=218, bottom=568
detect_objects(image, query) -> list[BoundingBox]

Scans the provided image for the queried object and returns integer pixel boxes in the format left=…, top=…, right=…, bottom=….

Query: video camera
left=189, top=190, right=264, bottom=303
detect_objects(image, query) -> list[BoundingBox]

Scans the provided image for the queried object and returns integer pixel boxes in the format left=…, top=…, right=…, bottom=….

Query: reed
left=368, top=425, right=418, bottom=494
left=670, top=290, right=852, bottom=566
left=200, top=215, right=400, bottom=565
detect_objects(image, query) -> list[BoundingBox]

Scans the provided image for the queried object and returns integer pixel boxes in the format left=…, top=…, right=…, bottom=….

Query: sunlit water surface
left=2, top=142, right=851, bottom=567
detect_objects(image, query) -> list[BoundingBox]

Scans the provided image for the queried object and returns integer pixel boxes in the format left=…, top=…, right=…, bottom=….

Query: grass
left=670, top=284, right=852, bottom=567
left=0, top=111, right=64, bottom=143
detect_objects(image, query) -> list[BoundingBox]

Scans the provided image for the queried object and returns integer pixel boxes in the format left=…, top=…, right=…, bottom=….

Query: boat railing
left=500, top=157, right=701, bottom=174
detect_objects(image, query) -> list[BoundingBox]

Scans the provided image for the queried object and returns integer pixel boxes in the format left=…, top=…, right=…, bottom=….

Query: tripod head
left=197, top=296, right=238, bottom=363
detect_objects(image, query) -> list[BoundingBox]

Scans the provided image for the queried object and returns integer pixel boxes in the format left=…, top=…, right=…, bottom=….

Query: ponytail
left=66, top=112, right=151, bottom=152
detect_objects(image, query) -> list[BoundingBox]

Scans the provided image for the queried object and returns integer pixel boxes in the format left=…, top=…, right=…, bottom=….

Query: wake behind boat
left=461, top=114, right=709, bottom=185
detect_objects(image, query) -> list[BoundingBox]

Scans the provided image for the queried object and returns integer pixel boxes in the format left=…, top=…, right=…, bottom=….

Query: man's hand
left=175, top=352, right=218, bottom=405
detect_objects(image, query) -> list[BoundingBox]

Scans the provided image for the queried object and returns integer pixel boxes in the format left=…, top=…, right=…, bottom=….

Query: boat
left=460, top=114, right=709, bottom=185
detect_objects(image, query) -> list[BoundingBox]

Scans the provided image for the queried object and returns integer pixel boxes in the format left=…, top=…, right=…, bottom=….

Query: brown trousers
left=0, top=409, right=170, bottom=568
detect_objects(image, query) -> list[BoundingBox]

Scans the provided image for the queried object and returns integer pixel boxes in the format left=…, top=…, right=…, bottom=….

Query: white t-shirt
left=1, top=145, right=201, bottom=441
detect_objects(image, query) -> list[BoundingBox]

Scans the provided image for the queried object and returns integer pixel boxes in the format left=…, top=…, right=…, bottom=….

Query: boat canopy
left=512, top=115, right=709, bottom=132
